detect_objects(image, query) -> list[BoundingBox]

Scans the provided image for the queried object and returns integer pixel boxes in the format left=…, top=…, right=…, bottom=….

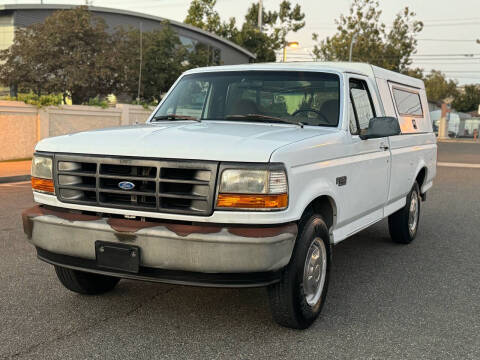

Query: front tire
left=54, top=266, right=120, bottom=295
left=388, top=182, right=421, bottom=244
left=267, top=214, right=331, bottom=329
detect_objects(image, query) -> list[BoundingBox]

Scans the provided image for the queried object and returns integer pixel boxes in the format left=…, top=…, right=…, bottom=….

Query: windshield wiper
left=225, top=114, right=304, bottom=128
left=152, top=114, right=201, bottom=122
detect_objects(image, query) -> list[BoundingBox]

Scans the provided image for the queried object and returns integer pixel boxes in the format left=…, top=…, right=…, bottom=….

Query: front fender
left=287, top=163, right=340, bottom=228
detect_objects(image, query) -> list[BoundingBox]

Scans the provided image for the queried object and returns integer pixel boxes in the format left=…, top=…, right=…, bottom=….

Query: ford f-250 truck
left=22, top=62, right=437, bottom=329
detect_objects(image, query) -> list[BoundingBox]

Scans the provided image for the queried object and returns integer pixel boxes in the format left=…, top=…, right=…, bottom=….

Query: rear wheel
left=388, top=182, right=421, bottom=244
left=54, top=266, right=120, bottom=295
left=267, top=214, right=331, bottom=329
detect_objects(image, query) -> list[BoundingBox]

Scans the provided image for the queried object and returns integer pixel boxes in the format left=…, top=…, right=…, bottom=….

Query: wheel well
left=303, top=196, right=337, bottom=230
left=416, top=167, right=427, bottom=191
left=416, top=167, right=427, bottom=200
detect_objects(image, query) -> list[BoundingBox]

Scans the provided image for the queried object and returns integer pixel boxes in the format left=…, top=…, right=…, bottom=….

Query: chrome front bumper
left=22, top=206, right=297, bottom=274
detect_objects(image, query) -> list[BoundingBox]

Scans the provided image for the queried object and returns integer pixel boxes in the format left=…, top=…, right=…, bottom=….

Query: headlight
left=217, top=167, right=288, bottom=210
left=32, top=156, right=53, bottom=179
left=31, top=155, right=55, bottom=194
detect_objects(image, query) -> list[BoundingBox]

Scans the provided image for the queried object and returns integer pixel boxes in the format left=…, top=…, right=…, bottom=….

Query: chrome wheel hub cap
left=303, top=238, right=327, bottom=307
left=408, top=190, right=419, bottom=234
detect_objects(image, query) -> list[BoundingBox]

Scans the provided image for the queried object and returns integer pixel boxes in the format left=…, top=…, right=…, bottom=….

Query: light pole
left=349, top=32, right=358, bottom=62
left=137, top=22, right=143, bottom=102
left=258, top=0, right=263, bottom=32
left=283, top=41, right=299, bottom=62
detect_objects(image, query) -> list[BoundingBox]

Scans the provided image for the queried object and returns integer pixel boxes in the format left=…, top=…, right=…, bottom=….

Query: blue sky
left=3, top=0, right=480, bottom=84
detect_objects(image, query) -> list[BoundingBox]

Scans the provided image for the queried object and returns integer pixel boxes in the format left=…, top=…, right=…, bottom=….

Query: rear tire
left=267, top=214, right=331, bottom=329
left=388, top=182, right=421, bottom=244
left=54, top=266, right=120, bottom=295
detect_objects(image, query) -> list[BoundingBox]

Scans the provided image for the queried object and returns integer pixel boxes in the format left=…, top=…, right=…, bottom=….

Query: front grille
left=54, top=155, right=218, bottom=216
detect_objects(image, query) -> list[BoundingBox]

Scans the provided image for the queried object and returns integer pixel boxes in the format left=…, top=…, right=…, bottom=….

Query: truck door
left=342, top=76, right=391, bottom=227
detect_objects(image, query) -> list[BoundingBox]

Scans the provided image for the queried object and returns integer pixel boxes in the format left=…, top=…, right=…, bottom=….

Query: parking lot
left=1, top=142, right=479, bottom=360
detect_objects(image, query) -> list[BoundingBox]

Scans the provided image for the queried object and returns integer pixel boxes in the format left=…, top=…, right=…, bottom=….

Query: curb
left=437, top=162, right=480, bottom=168
left=437, top=139, right=480, bottom=144
left=0, top=175, right=31, bottom=184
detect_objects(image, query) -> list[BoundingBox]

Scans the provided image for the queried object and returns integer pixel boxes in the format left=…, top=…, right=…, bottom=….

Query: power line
left=423, top=21, right=480, bottom=27
left=412, top=61, right=480, bottom=64
left=421, top=17, right=480, bottom=22
left=309, top=21, right=480, bottom=30
left=412, top=58, right=480, bottom=61
left=412, top=60, right=477, bottom=65
left=413, top=62, right=480, bottom=65
left=280, top=52, right=480, bottom=58
left=445, top=76, right=480, bottom=80
left=411, top=56, right=480, bottom=60
left=282, top=56, right=480, bottom=63
left=411, top=53, right=480, bottom=57
left=439, top=71, right=480, bottom=73
left=417, top=38, right=478, bottom=42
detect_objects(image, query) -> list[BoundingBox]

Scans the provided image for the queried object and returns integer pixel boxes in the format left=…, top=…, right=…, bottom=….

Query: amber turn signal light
left=31, top=177, right=55, bottom=194
left=217, top=193, right=288, bottom=209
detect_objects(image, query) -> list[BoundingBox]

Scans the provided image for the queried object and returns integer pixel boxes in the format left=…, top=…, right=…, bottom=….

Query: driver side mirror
left=359, top=116, right=401, bottom=140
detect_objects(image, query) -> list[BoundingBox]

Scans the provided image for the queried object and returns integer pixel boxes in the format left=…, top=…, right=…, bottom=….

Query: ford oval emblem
left=118, top=181, right=135, bottom=190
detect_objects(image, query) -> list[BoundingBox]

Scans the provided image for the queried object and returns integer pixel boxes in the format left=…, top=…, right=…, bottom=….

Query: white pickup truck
left=23, top=62, right=436, bottom=329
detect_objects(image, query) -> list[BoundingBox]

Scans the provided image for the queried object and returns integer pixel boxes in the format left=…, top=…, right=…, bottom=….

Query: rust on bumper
left=22, top=205, right=298, bottom=273
left=22, top=205, right=101, bottom=239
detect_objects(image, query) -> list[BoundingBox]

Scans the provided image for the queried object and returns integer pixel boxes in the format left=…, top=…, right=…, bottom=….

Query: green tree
left=142, top=26, right=191, bottom=101
left=0, top=6, right=119, bottom=104
left=0, top=27, right=45, bottom=96
left=312, top=0, right=423, bottom=72
left=184, top=0, right=227, bottom=35
left=452, top=85, right=480, bottom=113
left=110, top=26, right=143, bottom=101
left=403, top=67, right=425, bottom=81
left=423, top=70, right=458, bottom=103
left=237, top=1, right=305, bottom=62
left=112, top=23, right=210, bottom=102
left=184, top=0, right=305, bottom=63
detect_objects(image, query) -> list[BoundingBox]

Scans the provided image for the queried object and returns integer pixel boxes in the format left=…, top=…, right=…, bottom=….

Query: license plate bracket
left=95, top=241, right=140, bottom=273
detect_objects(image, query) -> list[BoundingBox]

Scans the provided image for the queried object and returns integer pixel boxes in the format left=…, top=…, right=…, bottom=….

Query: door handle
left=380, top=143, right=389, bottom=151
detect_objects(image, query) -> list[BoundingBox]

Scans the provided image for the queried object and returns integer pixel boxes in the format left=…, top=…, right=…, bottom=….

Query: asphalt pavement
left=1, top=142, right=479, bottom=359
left=437, top=141, right=480, bottom=164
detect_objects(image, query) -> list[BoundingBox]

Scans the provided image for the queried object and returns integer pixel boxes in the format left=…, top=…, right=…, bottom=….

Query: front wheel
left=54, top=266, right=120, bottom=295
left=388, top=182, right=421, bottom=244
left=267, top=214, right=331, bottom=329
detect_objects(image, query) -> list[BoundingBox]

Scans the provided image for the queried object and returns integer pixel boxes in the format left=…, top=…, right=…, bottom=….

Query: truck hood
left=35, top=121, right=336, bottom=162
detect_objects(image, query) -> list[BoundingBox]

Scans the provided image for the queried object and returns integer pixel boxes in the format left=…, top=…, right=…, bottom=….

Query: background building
left=0, top=4, right=255, bottom=94
left=0, top=4, right=255, bottom=63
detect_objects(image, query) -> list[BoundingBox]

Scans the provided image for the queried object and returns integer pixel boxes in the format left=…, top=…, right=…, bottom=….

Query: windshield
left=153, top=71, right=341, bottom=127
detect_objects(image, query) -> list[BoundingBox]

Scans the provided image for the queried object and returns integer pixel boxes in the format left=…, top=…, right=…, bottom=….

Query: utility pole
left=137, top=22, right=143, bottom=102
left=438, top=102, right=450, bottom=139
left=258, top=0, right=263, bottom=32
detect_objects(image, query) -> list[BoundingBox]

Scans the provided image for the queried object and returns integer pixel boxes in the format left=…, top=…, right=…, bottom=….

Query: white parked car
left=23, top=62, right=437, bottom=329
